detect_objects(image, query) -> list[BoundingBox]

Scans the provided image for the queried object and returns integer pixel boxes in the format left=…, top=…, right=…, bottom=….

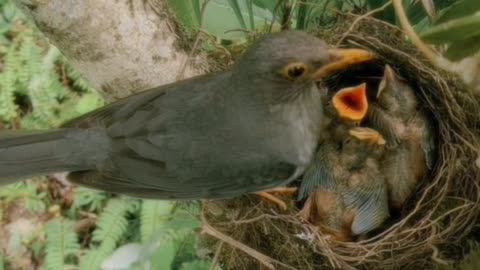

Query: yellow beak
left=311, top=48, right=375, bottom=80
left=349, top=127, right=386, bottom=145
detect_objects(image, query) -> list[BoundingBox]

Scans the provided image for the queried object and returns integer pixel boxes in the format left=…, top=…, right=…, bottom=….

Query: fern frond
left=44, top=217, right=80, bottom=270
left=140, top=200, right=174, bottom=242
left=16, top=33, right=36, bottom=93
left=26, top=47, right=64, bottom=128
left=71, top=187, right=108, bottom=213
left=0, top=45, right=18, bottom=122
left=61, top=57, right=96, bottom=93
left=79, top=198, right=130, bottom=270
left=0, top=182, right=46, bottom=213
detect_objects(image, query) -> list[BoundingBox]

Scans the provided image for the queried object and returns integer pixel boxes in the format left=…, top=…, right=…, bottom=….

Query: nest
left=199, top=15, right=480, bottom=270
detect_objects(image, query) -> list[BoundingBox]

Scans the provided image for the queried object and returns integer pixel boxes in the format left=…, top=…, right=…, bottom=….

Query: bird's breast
left=270, top=85, right=324, bottom=167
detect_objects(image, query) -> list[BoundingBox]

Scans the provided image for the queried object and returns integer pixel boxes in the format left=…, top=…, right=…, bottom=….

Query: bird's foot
left=254, top=187, right=297, bottom=211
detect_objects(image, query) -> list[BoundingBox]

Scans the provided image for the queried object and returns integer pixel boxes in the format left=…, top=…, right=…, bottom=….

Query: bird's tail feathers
left=0, top=128, right=109, bottom=185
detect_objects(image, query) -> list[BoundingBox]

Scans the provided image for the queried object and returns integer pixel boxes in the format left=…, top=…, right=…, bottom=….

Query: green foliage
left=71, top=187, right=109, bottom=213
left=169, top=0, right=281, bottom=41
left=44, top=218, right=80, bottom=270
left=0, top=0, right=103, bottom=127
left=420, top=0, right=480, bottom=60
left=140, top=200, right=175, bottom=242
left=169, top=0, right=463, bottom=44
left=79, top=199, right=132, bottom=270
left=0, top=181, right=46, bottom=213
left=129, top=202, right=214, bottom=270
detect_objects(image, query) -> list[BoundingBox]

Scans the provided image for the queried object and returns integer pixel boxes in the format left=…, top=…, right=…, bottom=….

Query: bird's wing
left=297, top=144, right=338, bottom=200
left=344, top=174, right=389, bottom=235
left=367, top=105, right=400, bottom=148
left=65, top=72, right=296, bottom=200
left=67, top=147, right=293, bottom=200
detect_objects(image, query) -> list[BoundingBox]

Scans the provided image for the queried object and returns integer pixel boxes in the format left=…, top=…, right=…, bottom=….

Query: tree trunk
left=13, top=0, right=208, bottom=101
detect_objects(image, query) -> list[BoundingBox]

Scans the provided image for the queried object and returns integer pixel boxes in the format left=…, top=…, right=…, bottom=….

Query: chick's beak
left=349, top=127, right=386, bottom=146
left=311, top=48, right=375, bottom=80
left=332, top=83, right=368, bottom=122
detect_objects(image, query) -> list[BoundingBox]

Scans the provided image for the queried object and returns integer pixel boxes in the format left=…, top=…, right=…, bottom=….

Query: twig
left=200, top=208, right=296, bottom=270
left=391, top=0, right=448, bottom=68
left=281, top=0, right=292, bottom=30
left=176, top=0, right=211, bottom=80
left=268, top=0, right=284, bottom=33
left=210, top=242, right=223, bottom=270
left=336, top=0, right=392, bottom=46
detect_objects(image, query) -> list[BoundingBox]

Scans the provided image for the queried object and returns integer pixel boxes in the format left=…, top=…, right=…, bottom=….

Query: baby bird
left=367, top=65, right=436, bottom=210
left=298, top=83, right=389, bottom=241
left=298, top=83, right=369, bottom=200
left=300, top=127, right=388, bottom=241
left=255, top=83, right=368, bottom=210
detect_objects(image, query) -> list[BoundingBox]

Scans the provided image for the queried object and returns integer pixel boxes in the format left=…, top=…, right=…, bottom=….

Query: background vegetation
left=0, top=0, right=478, bottom=269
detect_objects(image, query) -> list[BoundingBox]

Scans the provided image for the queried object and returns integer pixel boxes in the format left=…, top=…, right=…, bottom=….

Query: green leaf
left=79, top=199, right=131, bottom=270
left=252, top=0, right=279, bottom=15
left=421, top=13, right=480, bottom=44
left=44, top=218, right=80, bottom=270
left=140, top=200, right=175, bottom=242
left=295, top=0, right=329, bottom=30
left=2, top=1, right=16, bottom=22
left=246, top=0, right=255, bottom=30
left=445, top=34, right=480, bottom=61
left=226, top=0, right=248, bottom=29
left=72, top=187, right=108, bottom=212
left=435, top=0, right=480, bottom=25
left=168, top=0, right=201, bottom=29
left=149, top=237, right=176, bottom=270
left=75, top=93, right=104, bottom=114
left=203, top=0, right=279, bottom=40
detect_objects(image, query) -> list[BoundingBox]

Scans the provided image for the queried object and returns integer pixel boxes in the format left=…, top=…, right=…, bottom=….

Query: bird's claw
left=254, top=187, right=297, bottom=211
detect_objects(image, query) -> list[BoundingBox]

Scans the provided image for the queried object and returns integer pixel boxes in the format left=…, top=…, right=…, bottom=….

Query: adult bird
left=0, top=31, right=374, bottom=200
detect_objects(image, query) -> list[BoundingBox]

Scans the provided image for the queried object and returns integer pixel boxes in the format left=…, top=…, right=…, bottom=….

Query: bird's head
left=232, top=31, right=374, bottom=102
left=377, top=64, right=418, bottom=114
left=341, top=127, right=386, bottom=163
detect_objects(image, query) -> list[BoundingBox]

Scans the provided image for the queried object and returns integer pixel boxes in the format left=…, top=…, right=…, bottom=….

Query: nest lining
left=199, top=15, right=480, bottom=270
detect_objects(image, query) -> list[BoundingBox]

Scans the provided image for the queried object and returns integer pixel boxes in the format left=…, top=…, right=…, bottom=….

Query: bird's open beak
left=311, top=48, right=375, bottom=80
left=332, top=83, right=368, bottom=122
left=349, top=127, right=386, bottom=145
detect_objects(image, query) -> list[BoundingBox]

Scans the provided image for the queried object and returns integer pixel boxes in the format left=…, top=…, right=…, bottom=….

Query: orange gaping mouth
left=332, top=83, right=368, bottom=122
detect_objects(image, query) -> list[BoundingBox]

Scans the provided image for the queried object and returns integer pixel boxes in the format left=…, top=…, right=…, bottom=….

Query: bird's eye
left=281, top=63, right=309, bottom=80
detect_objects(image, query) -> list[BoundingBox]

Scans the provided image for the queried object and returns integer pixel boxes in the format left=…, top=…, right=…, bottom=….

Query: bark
left=13, top=0, right=208, bottom=101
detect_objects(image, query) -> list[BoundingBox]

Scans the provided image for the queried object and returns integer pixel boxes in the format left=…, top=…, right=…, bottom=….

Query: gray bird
left=0, top=31, right=374, bottom=200
left=367, top=64, right=436, bottom=209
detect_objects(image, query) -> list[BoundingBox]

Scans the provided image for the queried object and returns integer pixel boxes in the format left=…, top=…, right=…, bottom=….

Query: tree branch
left=13, top=0, right=208, bottom=101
